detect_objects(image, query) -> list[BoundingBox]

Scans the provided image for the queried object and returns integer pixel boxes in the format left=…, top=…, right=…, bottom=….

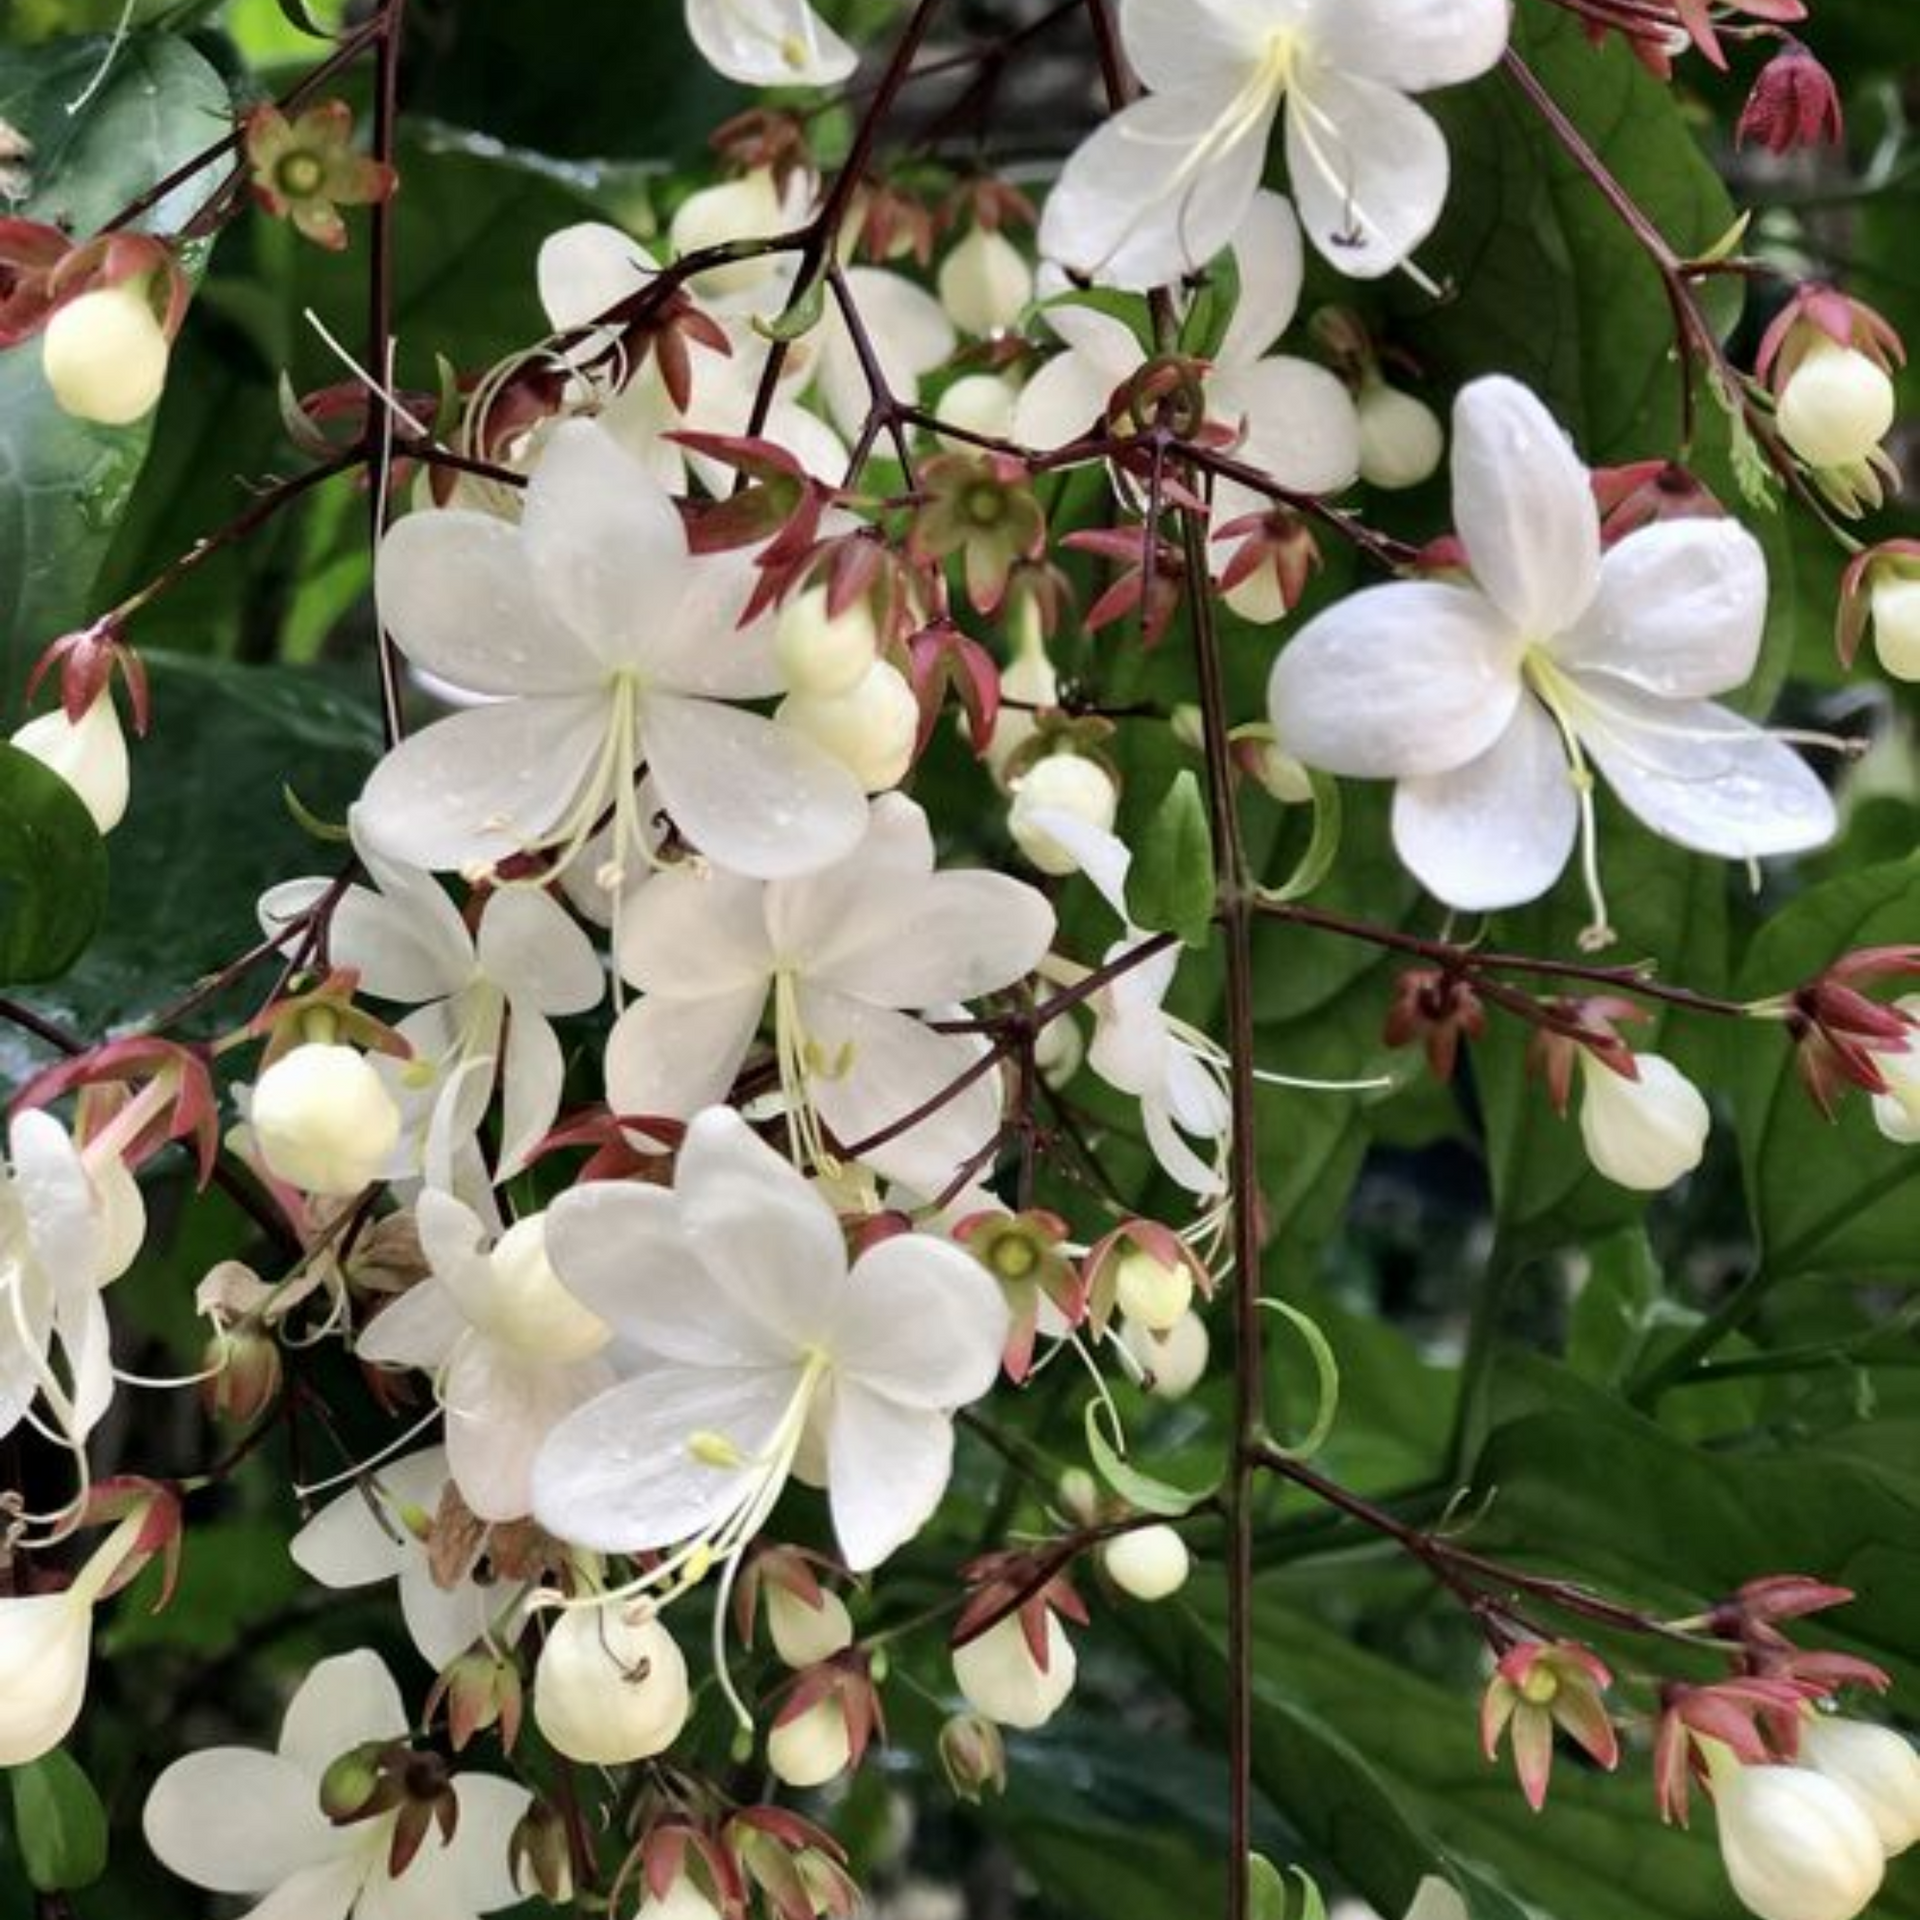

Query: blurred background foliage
left=0, top=0, right=1916, bottom=1914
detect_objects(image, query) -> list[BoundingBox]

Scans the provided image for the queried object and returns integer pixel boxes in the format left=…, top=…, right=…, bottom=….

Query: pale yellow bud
left=42, top=284, right=170, bottom=426
left=533, top=1605, right=690, bottom=1765
left=12, top=692, right=129, bottom=834
left=1777, top=341, right=1896, bottom=471
left=250, top=1044, right=401, bottom=1197
left=778, top=660, right=919, bottom=792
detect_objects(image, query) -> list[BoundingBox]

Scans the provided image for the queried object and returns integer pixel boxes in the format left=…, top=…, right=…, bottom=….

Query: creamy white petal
left=237, top=1854, right=366, bottom=1920
left=1316, top=0, right=1511, bottom=92
left=495, top=1005, right=564, bottom=1181
left=538, top=222, right=656, bottom=331
left=826, top=1384, right=955, bottom=1572
left=1212, top=355, right=1360, bottom=495
left=355, top=693, right=610, bottom=875
left=475, top=887, right=602, bottom=1014
left=810, top=871, right=1054, bottom=1008
left=641, top=693, right=866, bottom=880
left=616, top=862, right=773, bottom=997
left=637, top=547, right=785, bottom=701
left=440, top=1774, right=534, bottom=1913
left=1553, top=517, right=1767, bottom=699
left=259, top=878, right=466, bottom=1007
left=1218, top=189, right=1307, bottom=368
left=831, top=1233, right=1009, bottom=1407
left=1143, top=1096, right=1227, bottom=1196
left=1391, top=697, right=1579, bottom=909
left=821, top=268, right=955, bottom=439
left=1039, top=86, right=1275, bottom=292
left=355, top=1271, right=464, bottom=1371
left=1268, top=580, right=1523, bottom=777
left=1015, top=809, right=1133, bottom=922
left=544, top=1178, right=793, bottom=1367
left=1009, top=345, right=1128, bottom=450
left=1571, top=683, right=1838, bottom=860
left=376, top=511, right=601, bottom=696
left=1118, top=0, right=1287, bottom=91
left=397, top=1563, right=504, bottom=1672
left=685, top=0, right=858, bottom=87
left=288, top=1450, right=451, bottom=1589
left=443, top=1342, right=614, bottom=1523
left=142, top=1749, right=336, bottom=1894
left=603, top=985, right=766, bottom=1126
left=531, top=1365, right=797, bottom=1552
left=278, top=1649, right=408, bottom=1778
left=1450, top=375, right=1599, bottom=637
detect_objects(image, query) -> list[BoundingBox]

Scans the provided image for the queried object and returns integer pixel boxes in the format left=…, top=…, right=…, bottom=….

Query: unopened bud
left=766, top=1583, right=855, bottom=1669
left=1868, top=576, right=1920, bottom=683
left=1576, top=1052, right=1710, bottom=1191
left=319, top=1740, right=390, bottom=1822
left=778, top=660, right=919, bottom=793
left=1776, top=341, right=1896, bottom=472
left=775, top=585, right=879, bottom=699
left=201, top=1326, right=282, bottom=1425
left=250, top=1042, right=402, bottom=1196
left=1709, top=1750, right=1885, bottom=1920
left=1008, top=753, right=1118, bottom=876
left=1055, top=1467, right=1100, bottom=1527
left=42, top=283, right=170, bottom=426
left=938, top=226, right=1033, bottom=336
left=1102, top=1524, right=1191, bottom=1603
left=938, top=1711, right=1007, bottom=1802
left=766, top=1694, right=852, bottom=1788
left=935, top=372, right=1019, bottom=441
left=1034, top=1007, right=1084, bottom=1089
left=11, top=691, right=129, bottom=833
left=1799, top=1715, right=1920, bottom=1854
left=1112, top=1247, right=1192, bottom=1333
left=532, top=1604, right=689, bottom=1765
left=1119, top=1309, right=1209, bottom=1399
left=1356, top=382, right=1444, bottom=490
left=953, top=1609, right=1076, bottom=1730
left=510, top=1798, right=574, bottom=1904
left=436, top=1647, right=524, bottom=1752
left=984, top=647, right=1059, bottom=785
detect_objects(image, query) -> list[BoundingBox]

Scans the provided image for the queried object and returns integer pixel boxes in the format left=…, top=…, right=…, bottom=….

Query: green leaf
left=0, top=744, right=108, bottom=986
left=1255, top=769, right=1342, bottom=905
left=1131, top=771, right=1216, bottom=949
left=8, top=1750, right=108, bottom=1892
left=1255, top=1297, right=1342, bottom=1463
left=1250, top=1856, right=1329, bottom=1920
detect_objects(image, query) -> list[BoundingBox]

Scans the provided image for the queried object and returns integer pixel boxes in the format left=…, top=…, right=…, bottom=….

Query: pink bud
left=1737, top=43, right=1844, bottom=155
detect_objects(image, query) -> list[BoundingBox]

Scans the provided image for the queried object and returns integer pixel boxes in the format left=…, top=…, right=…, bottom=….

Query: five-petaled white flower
left=605, top=792, right=1054, bottom=1195
left=360, top=418, right=867, bottom=886
left=531, top=1105, right=1009, bottom=1584
left=1269, top=375, right=1837, bottom=935
left=143, top=1648, right=529, bottom=1920
left=684, top=0, right=857, bottom=89
left=1038, top=0, right=1510, bottom=290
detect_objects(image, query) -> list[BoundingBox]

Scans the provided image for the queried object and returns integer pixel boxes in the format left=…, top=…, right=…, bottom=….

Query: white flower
left=0, top=1587, right=94, bottom=1765
left=1576, top=1051, right=1710, bottom=1192
left=530, top=1105, right=1009, bottom=1578
left=261, top=818, right=603, bottom=1181
left=1270, top=376, right=1836, bottom=929
left=532, top=1604, right=690, bottom=1764
left=684, top=0, right=857, bottom=89
left=42, top=284, right=169, bottom=426
left=1799, top=1715, right=1920, bottom=1855
left=357, top=1194, right=614, bottom=1523
left=289, top=1448, right=525, bottom=1669
left=604, top=793, right=1054, bottom=1194
left=361, top=418, right=867, bottom=884
left=1868, top=999, right=1920, bottom=1145
left=1709, top=1754, right=1885, bottom=1920
left=1009, top=752, right=1120, bottom=877
left=1017, top=193, right=1358, bottom=508
left=250, top=1043, right=403, bottom=1198
left=12, top=691, right=129, bottom=834
left=143, top=1649, right=529, bottom=1920
left=953, top=1608, right=1076, bottom=1729
left=1037, top=0, right=1510, bottom=289
left=939, top=226, right=1033, bottom=337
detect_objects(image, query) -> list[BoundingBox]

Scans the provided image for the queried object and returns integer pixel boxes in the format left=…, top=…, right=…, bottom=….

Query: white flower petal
left=1391, top=697, right=1578, bottom=910
left=259, top=878, right=466, bottom=1007
left=1450, top=375, right=1600, bottom=636
left=615, top=862, right=772, bottom=997
left=1317, top=0, right=1512, bottom=92
left=443, top=1343, right=613, bottom=1523
left=1572, top=682, right=1838, bottom=860
left=441, top=1774, right=534, bottom=1913
left=825, top=1384, right=955, bottom=1572
left=354, top=693, right=610, bottom=875
left=1211, top=356, right=1360, bottom=495
left=637, top=547, right=786, bottom=701
left=1039, top=86, right=1274, bottom=292
left=685, top=0, right=858, bottom=87
left=288, top=1450, right=450, bottom=1590
left=1117, top=0, right=1282, bottom=91
left=814, top=871, right=1054, bottom=1008
left=495, top=1005, right=564, bottom=1180
left=278, top=1649, right=408, bottom=1778
left=538, top=222, right=656, bottom=331
left=475, top=887, right=602, bottom=1014
left=237, top=1854, right=367, bottom=1920
left=354, top=1273, right=465, bottom=1372
left=1011, top=346, right=1125, bottom=450
left=822, top=269, right=955, bottom=438
left=603, top=986, right=767, bottom=1127
left=831, top=1233, right=1009, bottom=1408
left=641, top=693, right=866, bottom=880
left=1553, top=517, right=1767, bottom=699
left=397, top=1562, right=506, bottom=1672
left=375, top=511, right=600, bottom=696
left=1268, top=580, right=1522, bottom=777
left=531, top=1365, right=796, bottom=1552
left=141, top=1750, right=336, bottom=1894
left=1283, top=67, right=1448, bottom=280
left=1218, top=190, right=1306, bottom=367
left=1143, top=1096, right=1226, bottom=1196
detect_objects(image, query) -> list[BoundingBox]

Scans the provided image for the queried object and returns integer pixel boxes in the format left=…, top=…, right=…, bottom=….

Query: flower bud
left=1008, top=753, right=1118, bottom=876
left=0, top=1591, right=93, bottom=1765
left=1868, top=1001, right=1920, bottom=1145
left=1055, top=1467, right=1100, bottom=1527
left=1102, top=1524, right=1191, bottom=1603
left=11, top=691, right=129, bottom=833
left=952, top=1608, right=1076, bottom=1730
left=510, top=1797, right=574, bottom=1905
left=532, top=1605, right=689, bottom=1765
left=1868, top=576, right=1920, bottom=683
left=1798, top=1716, right=1920, bottom=1855
left=778, top=660, right=919, bottom=793
left=1712, top=1757, right=1885, bottom=1920
left=318, top=1739, right=390, bottom=1821
left=671, top=171, right=785, bottom=299
left=249, top=1042, right=402, bottom=1196
left=41, top=283, right=170, bottom=426
left=462, top=1214, right=609, bottom=1363
left=1356, top=382, right=1444, bottom=490
left=984, top=647, right=1059, bottom=786
left=1034, top=1008, right=1083, bottom=1089
left=1576, top=1052, right=1710, bottom=1191
left=775, top=585, right=879, bottom=699
left=201, top=1325, right=283, bottom=1425
left=1776, top=341, right=1897, bottom=472
left=767, top=1694, right=852, bottom=1788
left=1112, top=1247, right=1192, bottom=1333
left=1119, top=1309, right=1209, bottom=1399
left=638, top=1883, right=724, bottom=1920
left=766, top=1583, right=855, bottom=1669
left=938, top=227, right=1033, bottom=336
left=935, top=372, right=1019, bottom=441
left=938, top=1711, right=1007, bottom=1802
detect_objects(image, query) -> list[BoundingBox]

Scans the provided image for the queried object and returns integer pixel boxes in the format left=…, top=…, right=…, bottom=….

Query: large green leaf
left=0, top=742, right=108, bottom=985
left=7, top=1750, right=108, bottom=1893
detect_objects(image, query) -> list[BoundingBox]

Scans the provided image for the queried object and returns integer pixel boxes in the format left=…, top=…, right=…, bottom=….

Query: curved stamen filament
left=1523, top=657, right=1616, bottom=949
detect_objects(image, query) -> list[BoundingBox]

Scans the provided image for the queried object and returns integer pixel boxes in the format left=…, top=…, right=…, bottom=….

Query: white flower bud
left=533, top=1605, right=690, bottom=1765
left=460, top=1214, right=609, bottom=1363
left=778, top=660, right=919, bottom=793
left=1119, top=1309, right=1209, bottom=1399
left=1112, top=1247, right=1193, bottom=1333
left=952, top=1609, right=1076, bottom=1730
left=671, top=172, right=785, bottom=299
left=1713, top=1759, right=1885, bottom=1920
left=250, top=1043, right=402, bottom=1197
left=1576, top=1052, right=1709, bottom=1192
left=1799, top=1716, right=1920, bottom=1854
left=938, top=227, right=1033, bottom=336
left=1869, top=576, right=1920, bottom=683
left=1356, top=382, right=1445, bottom=490
left=766, top=1695, right=852, bottom=1788
left=985, top=648, right=1059, bottom=785
left=41, top=284, right=170, bottom=426
left=1034, top=1008, right=1083, bottom=1090
left=1868, top=1001, right=1920, bottom=1145
left=1008, top=753, right=1118, bottom=876
left=1102, top=1524, right=1191, bottom=1603
left=637, top=1884, right=725, bottom=1920
left=1776, top=341, right=1896, bottom=472
left=1403, top=1878, right=1470, bottom=1920
left=0, top=1591, right=92, bottom=1765
left=766, top=1583, right=855, bottom=1669
left=935, top=371, right=1020, bottom=442
left=12, top=692, right=129, bottom=834
left=775, top=586, right=879, bottom=699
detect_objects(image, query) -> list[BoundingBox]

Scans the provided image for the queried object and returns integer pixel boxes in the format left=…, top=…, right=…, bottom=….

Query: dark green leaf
left=1131, top=770, right=1215, bottom=949
left=0, top=744, right=108, bottom=986
left=8, top=1750, right=108, bottom=1892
